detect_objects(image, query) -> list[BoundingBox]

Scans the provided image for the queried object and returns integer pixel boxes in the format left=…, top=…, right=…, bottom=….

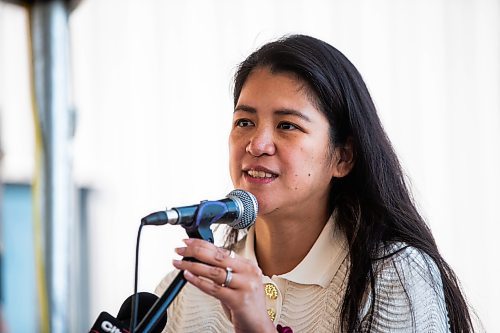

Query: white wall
left=1, top=0, right=498, bottom=331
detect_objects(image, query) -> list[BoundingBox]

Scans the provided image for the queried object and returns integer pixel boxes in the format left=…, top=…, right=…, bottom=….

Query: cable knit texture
left=359, top=244, right=450, bottom=332
left=155, top=242, right=450, bottom=332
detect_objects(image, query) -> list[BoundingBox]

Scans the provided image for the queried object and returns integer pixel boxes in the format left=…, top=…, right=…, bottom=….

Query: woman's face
left=229, top=67, right=336, bottom=217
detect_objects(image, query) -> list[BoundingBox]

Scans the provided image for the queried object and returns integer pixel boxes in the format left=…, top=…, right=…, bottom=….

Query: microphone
left=141, top=189, right=258, bottom=230
left=89, top=292, right=166, bottom=333
left=134, top=190, right=258, bottom=331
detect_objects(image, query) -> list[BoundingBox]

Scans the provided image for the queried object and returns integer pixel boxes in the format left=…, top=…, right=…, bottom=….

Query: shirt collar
left=238, top=214, right=348, bottom=288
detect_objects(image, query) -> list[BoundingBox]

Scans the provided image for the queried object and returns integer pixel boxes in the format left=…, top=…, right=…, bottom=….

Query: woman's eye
left=235, top=119, right=254, bottom=127
left=278, top=122, right=298, bottom=130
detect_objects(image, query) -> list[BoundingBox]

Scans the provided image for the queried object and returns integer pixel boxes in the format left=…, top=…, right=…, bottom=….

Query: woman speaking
left=155, top=35, right=474, bottom=332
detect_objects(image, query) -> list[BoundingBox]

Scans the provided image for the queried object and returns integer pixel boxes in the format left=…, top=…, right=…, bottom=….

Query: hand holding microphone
left=132, top=190, right=259, bottom=333
left=163, top=190, right=273, bottom=332
left=172, top=239, right=275, bottom=333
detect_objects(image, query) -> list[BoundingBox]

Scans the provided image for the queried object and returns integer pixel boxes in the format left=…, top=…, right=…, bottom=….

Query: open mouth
left=245, top=168, right=278, bottom=179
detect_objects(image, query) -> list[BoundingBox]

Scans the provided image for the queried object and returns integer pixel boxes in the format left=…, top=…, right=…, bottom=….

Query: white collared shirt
left=156, top=214, right=451, bottom=332
left=238, top=215, right=348, bottom=325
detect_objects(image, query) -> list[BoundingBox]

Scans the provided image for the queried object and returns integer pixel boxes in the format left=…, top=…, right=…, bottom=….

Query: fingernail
left=184, top=270, right=193, bottom=279
left=215, top=251, right=225, bottom=261
left=175, top=247, right=186, bottom=255
left=172, top=259, right=182, bottom=267
left=183, top=238, right=193, bottom=244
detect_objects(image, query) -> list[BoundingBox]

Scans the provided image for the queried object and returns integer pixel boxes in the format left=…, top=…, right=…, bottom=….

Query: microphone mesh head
left=226, top=189, right=258, bottom=229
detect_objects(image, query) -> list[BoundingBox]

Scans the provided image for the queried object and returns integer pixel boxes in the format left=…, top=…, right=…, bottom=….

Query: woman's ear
left=331, top=138, right=355, bottom=178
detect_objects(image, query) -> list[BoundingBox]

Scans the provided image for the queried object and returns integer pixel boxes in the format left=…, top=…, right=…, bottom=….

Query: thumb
left=221, top=301, right=233, bottom=322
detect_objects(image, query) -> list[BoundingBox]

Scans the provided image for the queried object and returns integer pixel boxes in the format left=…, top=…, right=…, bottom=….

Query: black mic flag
left=89, top=292, right=166, bottom=333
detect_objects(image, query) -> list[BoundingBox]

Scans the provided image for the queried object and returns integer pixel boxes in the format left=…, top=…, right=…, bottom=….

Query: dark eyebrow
left=234, top=104, right=311, bottom=122
left=234, top=104, right=256, bottom=114
left=275, top=109, right=311, bottom=122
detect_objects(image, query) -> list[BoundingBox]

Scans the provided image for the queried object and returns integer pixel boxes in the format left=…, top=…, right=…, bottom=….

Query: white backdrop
left=1, top=0, right=498, bottom=331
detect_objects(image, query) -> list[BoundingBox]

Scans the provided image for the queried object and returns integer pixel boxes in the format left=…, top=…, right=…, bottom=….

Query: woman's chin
left=231, top=186, right=282, bottom=216
left=254, top=200, right=283, bottom=218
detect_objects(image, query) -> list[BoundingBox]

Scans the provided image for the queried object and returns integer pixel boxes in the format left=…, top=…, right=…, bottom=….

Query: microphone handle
left=134, top=269, right=187, bottom=333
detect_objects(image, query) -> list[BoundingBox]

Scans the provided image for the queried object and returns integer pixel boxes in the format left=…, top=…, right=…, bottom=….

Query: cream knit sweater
left=155, top=219, right=450, bottom=332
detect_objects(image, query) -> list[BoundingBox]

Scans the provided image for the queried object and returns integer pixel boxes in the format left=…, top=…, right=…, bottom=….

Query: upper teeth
left=248, top=170, right=274, bottom=178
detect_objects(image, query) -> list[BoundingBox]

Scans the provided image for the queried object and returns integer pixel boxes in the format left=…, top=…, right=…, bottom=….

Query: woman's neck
left=254, top=209, right=330, bottom=277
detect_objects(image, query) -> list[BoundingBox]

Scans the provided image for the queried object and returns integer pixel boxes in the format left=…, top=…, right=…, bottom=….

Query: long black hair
left=225, top=34, right=474, bottom=332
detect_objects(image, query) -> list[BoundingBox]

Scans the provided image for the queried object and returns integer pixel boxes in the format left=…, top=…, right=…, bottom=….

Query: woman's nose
left=246, top=128, right=276, bottom=156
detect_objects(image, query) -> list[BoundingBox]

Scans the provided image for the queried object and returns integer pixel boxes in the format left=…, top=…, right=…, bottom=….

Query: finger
left=176, top=243, right=250, bottom=273
left=183, top=268, right=265, bottom=314
left=172, top=259, right=247, bottom=289
left=182, top=239, right=237, bottom=259
left=172, top=259, right=227, bottom=286
left=183, top=269, right=244, bottom=299
left=175, top=245, right=229, bottom=267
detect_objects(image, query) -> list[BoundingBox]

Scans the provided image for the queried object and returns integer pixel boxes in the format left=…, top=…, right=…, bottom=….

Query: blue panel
left=1, top=184, right=36, bottom=333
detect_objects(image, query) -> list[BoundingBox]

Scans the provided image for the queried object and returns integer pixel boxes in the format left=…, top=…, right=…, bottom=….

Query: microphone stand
left=133, top=201, right=227, bottom=333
